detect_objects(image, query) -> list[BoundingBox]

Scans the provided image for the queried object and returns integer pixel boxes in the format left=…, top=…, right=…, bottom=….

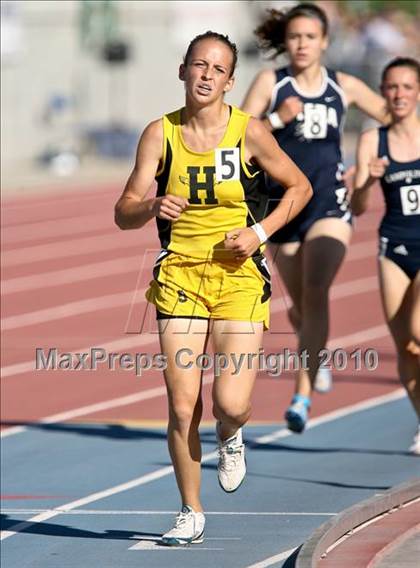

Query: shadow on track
left=245, top=439, right=413, bottom=457
left=0, top=423, right=168, bottom=441
left=199, top=464, right=391, bottom=491
left=0, top=514, right=160, bottom=541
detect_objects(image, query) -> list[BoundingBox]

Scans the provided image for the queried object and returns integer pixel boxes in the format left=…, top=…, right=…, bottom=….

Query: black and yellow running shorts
left=146, top=250, right=271, bottom=329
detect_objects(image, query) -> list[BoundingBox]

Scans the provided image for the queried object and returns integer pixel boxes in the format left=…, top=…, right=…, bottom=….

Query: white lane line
left=1, top=291, right=140, bottom=331
left=0, top=323, right=392, bottom=438
left=0, top=373, right=212, bottom=439
left=1, top=330, right=159, bottom=381
left=245, top=546, right=298, bottom=568
left=270, top=275, right=378, bottom=312
left=1, top=214, right=112, bottom=245
left=2, top=241, right=377, bottom=296
left=1, top=256, right=142, bottom=295
left=330, top=275, right=378, bottom=300
left=0, top=509, right=336, bottom=516
left=346, top=239, right=376, bottom=261
left=328, top=324, right=388, bottom=350
left=0, top=274, right=379, bottom=375
left=1, top=188, right=116, bottom=212
left=255, top=388, right=404, bottom=446
left=239, top=391, right=407, bottom=568
left=40, top=374, right=212, bottom=426
left=129, top=540, right=224, bottom=551
left=1, top=234, right=375, bottom=268
left=1, top=233, right=145, bottom=267
left=1, top=273, right=378, bottom=334
left=0, top=389, right=405, bottom=542
left=0, top=456, right=210, bottom=542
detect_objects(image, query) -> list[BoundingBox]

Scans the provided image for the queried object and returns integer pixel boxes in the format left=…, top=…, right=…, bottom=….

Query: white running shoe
left=217, top=423, right=246, bottom=492
left=314, top=367, right=333, bottom=393
left=409, top=425, right=420, bottom=456
left=161, top=505, right=205, bottom=546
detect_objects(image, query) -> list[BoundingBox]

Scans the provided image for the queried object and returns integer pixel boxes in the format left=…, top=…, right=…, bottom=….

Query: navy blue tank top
left=378, top=127, right=420, bottom=241
left=268, top=66, right=346, bottom=195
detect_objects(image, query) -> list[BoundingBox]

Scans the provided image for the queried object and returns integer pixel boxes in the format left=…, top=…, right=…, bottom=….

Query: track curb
left=295, top=476, right=420, bottom=568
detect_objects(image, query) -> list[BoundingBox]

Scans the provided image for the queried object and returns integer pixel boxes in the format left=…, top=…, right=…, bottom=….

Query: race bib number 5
left=400, top=185, right=420, bottom=216
left=215, top=148, right=240, bottom=181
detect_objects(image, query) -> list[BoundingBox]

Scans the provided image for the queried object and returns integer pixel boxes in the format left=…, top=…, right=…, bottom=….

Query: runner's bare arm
left=115, top=120, right=188, bottom=229
left=241, top=69, right=276, bottom=131
left=246, top=117, right=312, bottom=235
left=225, top=118, right=312, bottom=259
left=338, top=72, right=390, bottom=125
left=351, top=128, right=387, bottom=216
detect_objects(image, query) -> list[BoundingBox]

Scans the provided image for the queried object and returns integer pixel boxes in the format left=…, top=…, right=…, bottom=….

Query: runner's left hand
left=224, top=228, right=261, bottom=259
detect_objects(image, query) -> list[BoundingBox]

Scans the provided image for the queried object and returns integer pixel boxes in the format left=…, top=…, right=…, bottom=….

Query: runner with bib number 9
left=114, top=31, right=312, bottom=546
left=351, top=57, right=420, bottom=455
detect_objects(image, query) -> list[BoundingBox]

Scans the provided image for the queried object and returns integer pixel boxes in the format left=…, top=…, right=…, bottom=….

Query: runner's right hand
left=153, top=195, right=188, bottom=220
left=275, top=96, right=303, bottom=124
left=368, top=156, right=389, bottom=179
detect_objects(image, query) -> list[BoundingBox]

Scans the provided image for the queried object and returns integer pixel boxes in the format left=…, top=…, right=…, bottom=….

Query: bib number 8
left=303, top=103, right=328, bottom=139
left=400, top=185, right=420, bottom=216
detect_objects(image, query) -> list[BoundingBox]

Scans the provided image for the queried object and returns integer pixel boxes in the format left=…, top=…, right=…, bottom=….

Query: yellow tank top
left=155, top=105, right=268, bottom=260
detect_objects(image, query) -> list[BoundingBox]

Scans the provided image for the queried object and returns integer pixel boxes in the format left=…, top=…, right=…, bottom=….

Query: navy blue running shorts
left=268, top=186, right=352, bottom=243
left=379, top=236, right=420, bottom=280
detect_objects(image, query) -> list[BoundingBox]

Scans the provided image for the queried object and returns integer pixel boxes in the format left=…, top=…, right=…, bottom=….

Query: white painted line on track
left=0, top=389, right=405, bottom=542
left=2, top=275, right=378, bottom=331
left=1, top=214, right=113, bottom=245
left=0, top=374, right=212, bottom=439
left=1, top=233, right=143, bottom=267
left=1, top=290, right=141, bottom=330
left=2, top=241, right=377, bottom=296
left=1, top=327, right=160, bottom=381
left=129, top=540, right=224, bottom=551
left=1, top=322, right=392, bottom=438
left=0, top=509, right=336, bottom=516
left=2, top=256, right=142, bottom=295
left=40, top=374, right=211, bottom=425
left=245, top=546, right=298, bottom=568
left=346, top=239, right=376, bottom=261
left=256, top=388, right=404, bottom=445
left=1, top=188, right=116, bottom=211
left=328, top=324, right=388, bottom=350
left=0, top=456, right=211, bottom=542
left=1, top=235, right=375, bottom=268
left=270, top=275, right=378, bottom=312
left=1, top=274, right=381, bottom=378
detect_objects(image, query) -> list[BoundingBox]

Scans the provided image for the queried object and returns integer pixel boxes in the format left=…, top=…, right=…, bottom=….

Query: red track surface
left=1, top=185, right=399, bottom=430
left=320, top=501, right=420, bottom=568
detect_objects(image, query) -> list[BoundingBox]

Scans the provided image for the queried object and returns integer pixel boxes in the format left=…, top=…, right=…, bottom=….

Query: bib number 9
left=400, top=185, right=420, bottom=216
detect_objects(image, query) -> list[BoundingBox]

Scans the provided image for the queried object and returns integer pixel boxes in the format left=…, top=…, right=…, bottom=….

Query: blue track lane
left=2, top=397, right=420, bottom=568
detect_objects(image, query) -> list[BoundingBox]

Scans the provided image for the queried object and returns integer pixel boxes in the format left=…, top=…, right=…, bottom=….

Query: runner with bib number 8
left=241, top=3, right=390, bottom=433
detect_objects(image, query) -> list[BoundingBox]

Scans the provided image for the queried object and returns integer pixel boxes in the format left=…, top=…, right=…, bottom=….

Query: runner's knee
left=212, top=402, right=251, bottom=426
left=169, top=399, right=202, bottom=431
